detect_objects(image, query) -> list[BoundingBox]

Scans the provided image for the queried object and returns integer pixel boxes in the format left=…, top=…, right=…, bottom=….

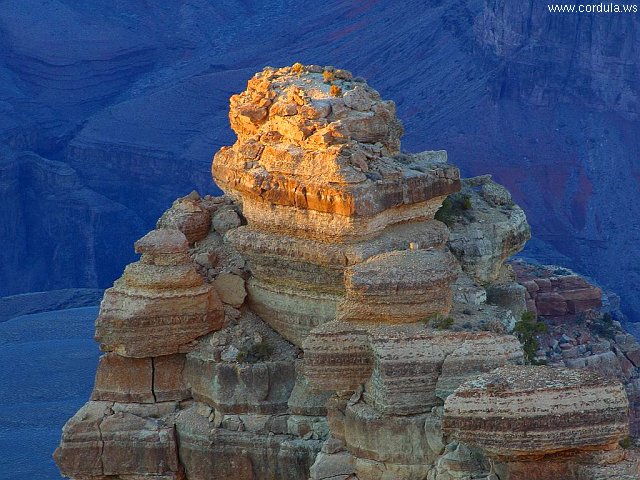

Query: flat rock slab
left=443, top=365, right=629, bottom=457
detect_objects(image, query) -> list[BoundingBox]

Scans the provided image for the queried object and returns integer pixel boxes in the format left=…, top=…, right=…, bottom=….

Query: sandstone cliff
left=54, top=65, right=639, bottom=480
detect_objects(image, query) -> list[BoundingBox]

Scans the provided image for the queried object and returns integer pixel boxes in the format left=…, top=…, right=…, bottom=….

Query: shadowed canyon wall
left=1, top=0, right=638, bottom=320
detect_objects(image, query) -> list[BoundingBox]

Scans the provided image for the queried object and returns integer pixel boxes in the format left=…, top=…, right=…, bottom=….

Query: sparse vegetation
left=434, top=193, right=472, bottom=226
left=620, top=436, right=633, bottom=449
left=461, top=193, right=472, bottom=210
left=323, top=70, right=335, bottom=83
left=236, top=340, right=274, bottom=363
left=422, top=313, right=455, bottom=330
left=514, top=311, right=548, bottom=364
left=593, top=312, right=617, bottom=340
left=291, top=62, right=304, bottom=74
left=330, top=85, right=342, bottom=97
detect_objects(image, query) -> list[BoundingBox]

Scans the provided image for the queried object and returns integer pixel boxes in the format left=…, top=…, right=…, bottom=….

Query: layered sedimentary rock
left=95, top=228, right=224, bottom=357
left=213, top=64, right=460, bottom=346
left=304, top=324, right=524, bottom=415
left=184, top=311, right=297, bottom=414
left=444, top=366, right=629, bottom=457
left=509, top=261, right=640, bottom=439
left=55, top=65, right=639, bottom=480
left=443, top=366, right=634, bottom=479
left=54, top=401, right=183, bottom=480
left=513, top=260, right=603, bottom=317
left=444, top=175, right=530, bottom=285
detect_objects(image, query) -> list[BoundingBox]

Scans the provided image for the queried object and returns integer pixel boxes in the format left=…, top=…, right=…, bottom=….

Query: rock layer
left=95, top=229, right=224, bottom=358
left=213, top=65, right=460, bottom=346
left=54, top=65, right=639, bottom=480
left=443, top=366, right=629, bottom=457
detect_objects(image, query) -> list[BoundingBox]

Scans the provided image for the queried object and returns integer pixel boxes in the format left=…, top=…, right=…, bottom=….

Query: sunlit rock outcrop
left=54, top=65, right=640, bottom=480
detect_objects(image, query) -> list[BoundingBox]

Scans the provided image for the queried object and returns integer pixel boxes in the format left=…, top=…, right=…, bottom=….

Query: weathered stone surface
left=365, top=328, right=523, bottom=414
left=247, top=277, right=341, bottom=347
left=91, top=353, right=154, bottom=403
left=309, top=451, right=355, bottom=479
left=344, top=400, right=443, bottom=466
left=446, top=176, right=530, bottom=285
left=305, top=322, right=523, bottom=414
left=288, top=361, right=333, bottom=416
left=211, top=206, right=242, bottom=234
left=212, top=65, right=459, bottom=224
left=95, top=229, right=224, bottom=357
left=134, top=229, right=189, bottom=255
left=54, top=401, right=181, bottom=479
left=153, top=354, right=191, bottom=402
left=355, top=457, right=431, bottom=480
left=338, top=249, right=458, bottom=323
left=157, top=195, right=212, bottom=244
left=443, top=366, right=629, bottom=457
left=175, top=405, right=322, bottom=480
left=241, top=195, right=453, bottom=243
left=485, top=281, right=527, bottom=319
left=513, top=260, right=603, bottom=318
left=227, top=220, right=448, bottom=288
left=212, top=272, right=247, bottom=308
left=184, top=311, right=297, bottom=414
left=303, top=321, right=373, bottom=392
left=429, top=441, right=491, bottom=480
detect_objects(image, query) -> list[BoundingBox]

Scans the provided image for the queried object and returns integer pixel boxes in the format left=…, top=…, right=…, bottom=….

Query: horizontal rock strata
left=446, top=176, right=530, bottom=285
left=95, top=229, right=224, bottom=358
left=55, top=64, right=639, bottom=480
left=213, top=64, right=460, bottom=346
left=513, top=260, right=603, bottom=318
left=443, top=366, right=629, bottom=457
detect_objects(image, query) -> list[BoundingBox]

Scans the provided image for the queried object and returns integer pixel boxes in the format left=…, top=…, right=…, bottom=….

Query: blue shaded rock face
left=0, top=0, right=638, bottom=318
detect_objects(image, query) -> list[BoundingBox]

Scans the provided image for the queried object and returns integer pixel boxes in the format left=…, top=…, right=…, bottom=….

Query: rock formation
left=513, top=260, right=603, bottom=318
left=214, top=65, right=459, bottom=346
left=54, top=65, right=640, bottom=480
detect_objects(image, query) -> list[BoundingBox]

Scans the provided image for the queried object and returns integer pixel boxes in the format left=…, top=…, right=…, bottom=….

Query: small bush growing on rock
left=435, top=198, right=455, bottom=226
left=435, top=193, right=472, bottom=226
left=291, top=62, right=304, bottom=74
left=461, top=193, right=472, bottom=210
left=323, top=70, right=335, bottom=83
left=514, top=311, right=548, bottom=364
left=236, top=340, right=274, bottom=363
left=422, top=313, right=455, bottom=330
left=593, top=312, right=617, bottom=340
left=620, top=436, right=633, bottom=449
left=330, top=85, right=342, bottom=97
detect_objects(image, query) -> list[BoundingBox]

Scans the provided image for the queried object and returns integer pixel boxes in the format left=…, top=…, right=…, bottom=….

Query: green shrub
left=422, top=313, right=455, bottom=330
left=236, top=340, right=274, bottom=364
left=620, top=436, right=633, bottom=449
left=593, top=312, right=617, bottom=340
left=434, top=193, right=472, bottom=226
left=514, top=311, right=548, bottom=364
left=461, top=194, right=472, bottom=210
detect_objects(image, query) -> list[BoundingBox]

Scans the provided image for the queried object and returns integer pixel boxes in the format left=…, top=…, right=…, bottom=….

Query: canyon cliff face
left=54, top=66, right=640, bottom=480
left=1, top=0, right=639, bottom=324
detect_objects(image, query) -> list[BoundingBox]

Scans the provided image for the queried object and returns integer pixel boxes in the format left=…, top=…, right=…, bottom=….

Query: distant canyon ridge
left=0, top=0, right=638, bottom=319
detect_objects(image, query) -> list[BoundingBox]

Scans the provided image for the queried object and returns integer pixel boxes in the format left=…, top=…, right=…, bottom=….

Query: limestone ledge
left=443, top=366, right=630, bottom=458
left=304, top=321, right=524, bottom=415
